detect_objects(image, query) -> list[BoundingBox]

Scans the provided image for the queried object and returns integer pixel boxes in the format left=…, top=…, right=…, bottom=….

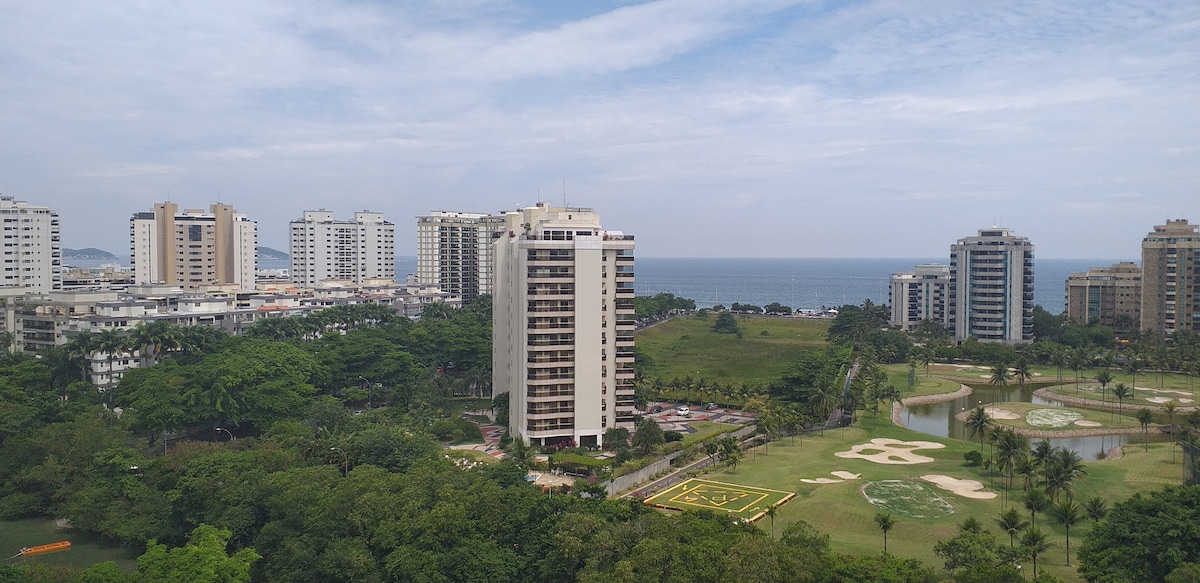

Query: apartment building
left=416, top=211, right=507, bottom=301
left=949, top=227, right=1034, bottom=343
left=130, top=203, right=257, bottom=290
left=1, top=194, right=61, bottom=294
left=888, top=264, right=952, bottom=331
left=1064, top=262, right=1142, bottom=332
left=290, top=211, right=395, bottom=287
left=493, top=203, right=636, bottom=447
left=1141, top=219, right=1200, bottom=341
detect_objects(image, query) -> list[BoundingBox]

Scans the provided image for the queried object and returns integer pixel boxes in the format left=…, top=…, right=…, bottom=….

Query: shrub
left=964, top=450, right=983, bottom=466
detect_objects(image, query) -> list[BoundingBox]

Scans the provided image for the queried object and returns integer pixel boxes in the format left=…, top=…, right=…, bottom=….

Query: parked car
left=678, top=406, right=691, bottom=417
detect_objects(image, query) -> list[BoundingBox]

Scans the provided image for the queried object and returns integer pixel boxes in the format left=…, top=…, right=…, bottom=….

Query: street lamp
left=330, top=447, right=348, bottom=477
left=215, top=427, right=234, bottom=442
left=358, top=376, right=372, bottom=409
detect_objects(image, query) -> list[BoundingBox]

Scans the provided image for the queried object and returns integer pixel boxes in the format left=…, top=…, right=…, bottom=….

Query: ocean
left=67, top=256, right=1124, bottom=315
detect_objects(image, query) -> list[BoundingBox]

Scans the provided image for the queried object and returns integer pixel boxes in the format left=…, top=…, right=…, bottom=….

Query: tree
left=965, top=406, right=991, bottom=454
left=603, top=427, right=630, bottom=449
left=94, top=328, right=128, bottom=391
left=1113, top=383, right=1132, bottom=424
left=874, top=512, right=896, bottom=554
left=1051, top=499, right=1083, bottom=565
left=1023, top=488, right=1050, bottom=529
left=133, top=524, right=260, bottom=583
left=1079, top=485, right=1200, bottom=582
left=1096, top=368, right=1113, bottom=406
left=1083, top=497, right=1107, bottom=522
left=1020, top=527, right=1051, bottom=578
left=1136, top=408, right=1155, bottom=452
left=712, top=312, right=740, bottom=335
left=996, top=507, right=1029, bottom=549
left=1165, top=400, right=1180, bottom=462
left=631, top=416, right=665, bottom=455
left=989, top=362, right=1012, bottom=387
left=1014, top=358, right=1033, bottom=388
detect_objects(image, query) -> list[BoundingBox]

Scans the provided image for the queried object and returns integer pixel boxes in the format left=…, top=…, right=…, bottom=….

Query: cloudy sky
left=2, top=0, right=1197, bottom=258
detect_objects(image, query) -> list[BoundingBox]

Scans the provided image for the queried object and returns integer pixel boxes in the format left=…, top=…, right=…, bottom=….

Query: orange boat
left=17, top=541, right=71, bottom=557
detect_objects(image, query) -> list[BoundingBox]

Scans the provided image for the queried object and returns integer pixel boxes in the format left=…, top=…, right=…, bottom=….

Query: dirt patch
left=835, top=438, right=946, bottom=465
left=1026, top=408, right=1084, bottom=428
left=1074, top=420, right=1102, bottom=427
left=920, top=475, right=997, bottom=500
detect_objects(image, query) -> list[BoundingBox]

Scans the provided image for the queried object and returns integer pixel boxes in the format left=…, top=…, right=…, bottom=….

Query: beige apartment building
left=493, top=204, right=636, bottom=447
left=416, top=211, right=507, bottom=301
left=1064, top=262, right=1141, bottom=332
left=130, top=203, right=257, bottom=290
left=889, top=264, right=952, bottom=331
left=1141, top=219, right=1200, bottom=341
left=1, top=194, right=61, bottom=294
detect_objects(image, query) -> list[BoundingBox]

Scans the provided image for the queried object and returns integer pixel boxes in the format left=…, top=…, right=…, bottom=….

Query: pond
left=899, top=383, right=1170, bottom=460
left=0, top=518, right=138, bottom=572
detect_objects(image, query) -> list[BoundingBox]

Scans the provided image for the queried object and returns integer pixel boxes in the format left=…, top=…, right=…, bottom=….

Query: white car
left=677, top=406, right=691, bottom=417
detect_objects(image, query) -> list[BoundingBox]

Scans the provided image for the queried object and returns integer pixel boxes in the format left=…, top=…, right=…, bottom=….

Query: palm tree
left=996, top=507, right=1029, bottom=548
left=965, top=406, right=991, bottom=454
left=64, top=329, right=99, bottom=382
left=1051, top=499, right=1083, bottom=565
left=1030, top=439, right=1054, bottom=468
left=765, top=505, right=778, bottom=539
left=989, top=362, right=1012, bottom=387
left=1015, top=456, right=1039, bottom=493
left=1083, top=497, right=1108, bottom=523
left=1136, top=408, right=1155, bottom=453
left=874, top=512, right=896, bottom=554
left=1043, top=448, right=1086, bottom=503
left=808, top=382, right=838, bottom=435
left=1013, top=358, right=1033, bottom=388
left=1125, top=357, right=1142, bottom=390
left=994, top=429, right=1026, bottom=503
left=1023, top=488, right=1050, bottom=529
left=1164, top=400, right=1179, bottom=462
left=1112, top=383, right=1132, bottom=423
left=1096, top=368, right=1113, bottom=407
left=1021, top=526, right=1052, bottom=578
left=94, top=328, right=128, bottom=393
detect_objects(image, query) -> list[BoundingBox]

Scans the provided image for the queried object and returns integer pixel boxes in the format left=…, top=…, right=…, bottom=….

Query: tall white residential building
left=889, top=264, right=952, bottom=331
left=1141, top=219, right=1200, bottom=341
left=131, top=203, right=257, bottom=290
left=416, top=211, right=507, bottom=301
left=493, top=203, right=636, bottom=447
left=289, top=210, right=395, bottom=287
left=949, top=227, right=1034, bottom=343
left=1, top=195, right=61, bottom=294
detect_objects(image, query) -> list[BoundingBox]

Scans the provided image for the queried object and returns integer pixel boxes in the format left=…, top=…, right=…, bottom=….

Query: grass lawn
left=681, top=421, right=739, bottom=444
left=1042, top=381, right=1198, bottom=410
left=977, top=402, right=1147, bottom=431
left=882, top=364, right=966, bottom=397
left=697, top=416, right=1185, bottom=583
left=636, top=315, right=829, bottom=385
left=643, top=478, right=795, bottom=522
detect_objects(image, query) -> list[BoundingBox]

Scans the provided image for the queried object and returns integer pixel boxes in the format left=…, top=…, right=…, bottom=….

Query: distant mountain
left=63, top=247, right=118, bottom=259
left=258, top=246, right=289, bottom=260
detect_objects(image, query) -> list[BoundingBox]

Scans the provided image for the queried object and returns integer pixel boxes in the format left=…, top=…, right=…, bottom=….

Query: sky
left=2, top=0, right=1197, bottom=259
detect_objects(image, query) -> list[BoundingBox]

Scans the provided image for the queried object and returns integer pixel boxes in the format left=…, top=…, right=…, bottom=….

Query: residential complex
left=1141, top=219, right=1200, bottom=341
left=289, top=211, right=395, bottom=287
left=416, top=211, right=506, bottom=301
left=1, top=194, right=61, bottom=294
left=493, top=203, right=636, bottom=447
left=888, top=264, right=952, bottom=331
left=130, top=203, right=257, bottom=290
left=1064, top=261, right=1142, bottom=332
left=949, top=227, right=1035, bottom=344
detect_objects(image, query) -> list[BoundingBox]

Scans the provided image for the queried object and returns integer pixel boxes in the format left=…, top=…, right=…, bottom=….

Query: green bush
left=964, top=450, right=983, bottom=466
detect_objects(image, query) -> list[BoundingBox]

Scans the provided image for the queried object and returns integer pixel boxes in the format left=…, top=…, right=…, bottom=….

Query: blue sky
left=1, top=0, right=1196, bottom=258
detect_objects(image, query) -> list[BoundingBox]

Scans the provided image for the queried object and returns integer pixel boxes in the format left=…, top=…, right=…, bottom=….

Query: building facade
left=493, top=204, right=636, bottom=447
left=1064, top=261, right=1142, bottom=332
left=130, top=203, right=257, bottom=290
left=949, top=227, right=1034, bottom=343
left=1, top=195, right=61, bottom=294
left=889, top=264, right=952, bottom=331
left=1141, top=219, right=1200, bottom=341
left=416, top=211, right=506, bottom=301
left=289, top=211, right=396, bottom=287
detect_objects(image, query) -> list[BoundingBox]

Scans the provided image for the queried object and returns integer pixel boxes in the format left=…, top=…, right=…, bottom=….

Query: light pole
left=215, top=427, right=234, bottom=442
left=359, top=376, right=372, bottom=409
left=331, top=447, right=347, bottom=477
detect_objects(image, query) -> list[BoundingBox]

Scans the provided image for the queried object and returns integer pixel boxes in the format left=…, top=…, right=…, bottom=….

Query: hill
left=257, top=246, right=289, bottom=260
left=62, top=247, right=118, bottom=259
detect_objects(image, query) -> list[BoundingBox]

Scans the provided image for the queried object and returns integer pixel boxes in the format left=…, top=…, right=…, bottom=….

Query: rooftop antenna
left=562, top=179, right=567, bottom=207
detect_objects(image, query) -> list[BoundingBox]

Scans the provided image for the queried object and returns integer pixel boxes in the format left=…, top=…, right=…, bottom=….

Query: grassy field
left=681, top=421, right=740, bottom=444
left=699, top=417, right=1185, bottom=583
left=636, top=315, right=830, bottom=384
left=882, top=365, right=967, bottom=397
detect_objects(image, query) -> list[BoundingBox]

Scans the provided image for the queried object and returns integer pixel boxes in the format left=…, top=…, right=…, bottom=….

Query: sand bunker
left=835, top=438, right=946, bottom=465
left=1146, top=396, right=1193, bottom=404
left=1139, top=388, right=1193, bottom=397
left=1074, top=420, right=1102, bottom=427
left=984, top=406, right=1021, bottom=420
left=801, top=470, right=863, bottom=484
left=920, top=475, right=997, bottom=500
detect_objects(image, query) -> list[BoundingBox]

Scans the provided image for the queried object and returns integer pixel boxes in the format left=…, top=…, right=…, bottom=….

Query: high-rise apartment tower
left=889, top=264, right=952, bottom=331
left=949, top=227, right=1034, bottom=343
left=1141, top=219, right=1200, bottom=341
left=493, top=204, right=636, bottom=447
left=0, top=195, right=61, bottom=294
left=130, top=203, right=256, bottom=290
left=289, top=210, right=395, bottom=287
left=416, top=211, right=506, bottom=301
left=1064, top=262, right=1142, bottom=332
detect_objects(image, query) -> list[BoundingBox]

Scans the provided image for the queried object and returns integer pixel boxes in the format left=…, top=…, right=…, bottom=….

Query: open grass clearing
left=1043, top=382, right=1198, bottom=409
left=882, top=364, right=967, bottom=398
left=680, top=420, right=739, bottom=444
left=636, top=315, right=829, bottom=385
left=699, top=414, right=1186, bottom=582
